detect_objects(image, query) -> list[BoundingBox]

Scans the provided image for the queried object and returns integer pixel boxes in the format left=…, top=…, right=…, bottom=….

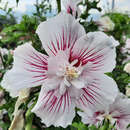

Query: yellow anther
left=65, top=67, right=79, bottom=80
left=104, top=114, right=112, bottom=121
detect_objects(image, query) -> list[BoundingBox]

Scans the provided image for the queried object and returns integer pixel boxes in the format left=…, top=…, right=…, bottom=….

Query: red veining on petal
left=87, top=87, right=101, bottom=97
left=32, top=51, right=48, bottom=64
left=68, top=28, right=72, bottom=48
left=70, top=33, right=78, bottom=50
left=79, top=97, right=86, bottom=106
left=82, top=94, right=93, bottom=105
left=43, top=91, right=54, bottom=109
left=32, top=77, right=47, bottom=83
left=62, top=28, right=66, bottom=50
left=23, top=50, right=48, bottom=84
left=63, top=92, right=67, bottom=112
left=47, top=45, right=56, bottom=56
left=77, top=78, right=103, bottom=107
left=51, top=41, right=57, bottom=54
left=70, top=44, right=108, bottom=69
left=48, top=96, right=58, bottom=112
left=56, top=37, right=60, bottom=50
left=42, top=90, right=71, bottom=114
left=83, top=88, right=98, bottom=103
left=57, top=95, right=63, bottom=112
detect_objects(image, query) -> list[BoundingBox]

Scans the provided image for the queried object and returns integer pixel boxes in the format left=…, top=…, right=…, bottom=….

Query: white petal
left=69, top=86, right=82, bottom=99
left=59, top=80, right=67, bottom=95
left=71, top=79, right=85, bottom=89
left=32, top=87, right=75, bottom=128
left=36, top=12, right=85, bottom=56
left=47, top=50, right=69, bottom=77
left=76, top=73, right=119, bottom=112
left=70, top=31, right=118, bottom=73
left=42, top=77, right=62, bottom=92
left=78, top=111, right=97, bottom=125
left=1, top=43, right=48, bottom=97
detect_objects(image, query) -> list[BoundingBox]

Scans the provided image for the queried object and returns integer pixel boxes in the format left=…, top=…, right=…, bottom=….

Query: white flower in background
left=62, top=0, right=82, bottom=17
left=124, top=63, right=130, bottom=74
left=78, top=93, right=130, bottom=130
left=0, top=48, right=14, bottom=56
left=124, top=38, right=130, bottom=54
left=126, top=39, right=130, bottom=50
left=0, top=48, right=9, bottom=56
left=1, top=13, right=118, bottom=128
left=126, top=87, right=130, bottom=97
left=0, top=36, right=2, bottom=40
left=121, top=38, right=130, bottom=63
left=96, top=16, right=115, bottom=32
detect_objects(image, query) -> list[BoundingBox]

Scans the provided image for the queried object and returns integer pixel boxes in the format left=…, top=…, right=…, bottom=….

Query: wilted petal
left=9, top=110, right=24, bottom=130
left=1, top=43, right=48, bottom=97
left=9, top=88, right=30, bottom=130
left=13, top=88, right=30, bottom=116
left=36, top=13, right=85, bottom=56
left=32, top=87, right=75, bottom=128
left=70, top=31, right=118, bottom=73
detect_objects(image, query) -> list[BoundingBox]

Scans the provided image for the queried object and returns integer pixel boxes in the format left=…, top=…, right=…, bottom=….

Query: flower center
left=104, top=114, right=112, bottom=121
left=104, top=114, right=117, bottom=125
left=65, top=66, right=79, bottom=80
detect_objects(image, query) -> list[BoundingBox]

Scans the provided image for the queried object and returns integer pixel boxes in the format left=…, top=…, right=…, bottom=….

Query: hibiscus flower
left=1, top=13, right=119, bottom=128
left=78, top=93, right=130, bottom=130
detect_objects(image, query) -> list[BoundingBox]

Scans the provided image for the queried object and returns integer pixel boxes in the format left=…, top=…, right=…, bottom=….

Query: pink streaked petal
left=36, top=13, right=85, bottom=56
left=116, top=119, right=130, bottom=130
left=109, top=95, right=130, bottom=129
left=1, top=43, right=48, bottom=97
left=70, top=32, right=118, bottom=73
left=32, top=87, right=75, bottom=128
left=70, top=79, right=85, bottom=89
left=76, top=73, right=118, bottom=112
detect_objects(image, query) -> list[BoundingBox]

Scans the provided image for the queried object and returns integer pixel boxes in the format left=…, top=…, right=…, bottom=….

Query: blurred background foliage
left=0, top=0, right=129, bottom=130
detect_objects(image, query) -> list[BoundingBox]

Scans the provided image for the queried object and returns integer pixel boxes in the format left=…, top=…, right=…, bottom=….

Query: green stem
left=56, top=0, right=61, bottom=13
left=25, top=103, right=35, bottom=130
left=25, top=114, right=34, bottom=130
left=0, top=51, right=5, bottom=69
